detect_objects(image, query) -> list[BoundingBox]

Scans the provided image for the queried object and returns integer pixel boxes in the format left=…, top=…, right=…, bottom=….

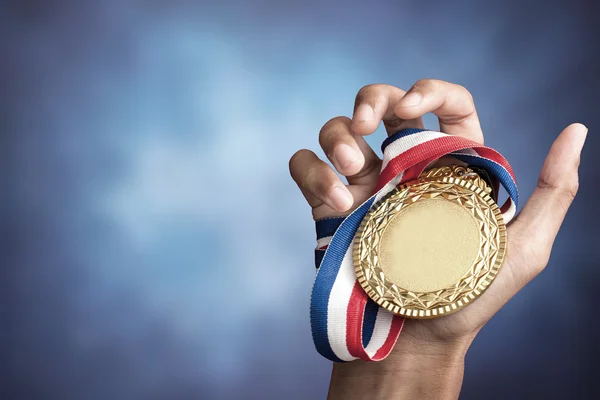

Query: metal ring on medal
left=353, top=165, right=507, bottom=319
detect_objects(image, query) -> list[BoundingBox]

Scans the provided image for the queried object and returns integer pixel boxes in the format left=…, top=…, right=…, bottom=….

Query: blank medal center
left=379, top=198, right=480, bottom=293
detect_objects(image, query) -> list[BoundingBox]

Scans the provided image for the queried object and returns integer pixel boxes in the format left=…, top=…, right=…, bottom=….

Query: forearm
left=327, top=335, right=472, bottom=400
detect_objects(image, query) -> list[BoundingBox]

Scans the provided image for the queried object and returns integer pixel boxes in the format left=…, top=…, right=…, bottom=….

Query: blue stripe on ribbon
left=315, top=249, right=325, bottom=269
left=362, top=300, right=379, bottom=347
left=452, top=153, right=519, bottom=208
left=310, top=196, right=376, bottom=362
left=316, top=217, right=345, bottom=240
left=381, top=128, right=427, bottom=152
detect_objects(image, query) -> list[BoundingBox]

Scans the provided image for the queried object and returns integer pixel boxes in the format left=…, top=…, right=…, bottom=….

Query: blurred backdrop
left=3, top=1, right=599, bottom=399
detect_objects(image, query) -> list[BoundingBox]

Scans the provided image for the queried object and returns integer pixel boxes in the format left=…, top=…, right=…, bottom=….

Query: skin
left=289, top=80, right=588, bottom=399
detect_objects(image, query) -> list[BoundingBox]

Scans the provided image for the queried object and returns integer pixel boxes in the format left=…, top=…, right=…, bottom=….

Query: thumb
left=507, top=122, right=587, bottom=282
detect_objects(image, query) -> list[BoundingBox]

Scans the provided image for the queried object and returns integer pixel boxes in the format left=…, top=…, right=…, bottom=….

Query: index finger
left=351, top=84, right=424, bottom=136
left=394, top=79, right=484, bottom=144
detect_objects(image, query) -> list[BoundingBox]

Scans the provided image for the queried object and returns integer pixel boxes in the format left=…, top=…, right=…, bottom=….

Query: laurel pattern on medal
left=354, top=170, right=507, bottom=319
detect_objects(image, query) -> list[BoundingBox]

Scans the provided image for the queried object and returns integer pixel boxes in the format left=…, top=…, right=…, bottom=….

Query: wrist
left=328, top=331, right=474, bottom=400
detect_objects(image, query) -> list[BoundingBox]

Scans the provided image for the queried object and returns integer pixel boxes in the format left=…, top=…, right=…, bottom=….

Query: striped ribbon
left=311, top=128, right=518, bottom=362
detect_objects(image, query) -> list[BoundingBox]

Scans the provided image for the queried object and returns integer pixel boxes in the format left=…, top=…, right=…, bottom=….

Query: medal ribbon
left=311, top=128, right=519, bottom=362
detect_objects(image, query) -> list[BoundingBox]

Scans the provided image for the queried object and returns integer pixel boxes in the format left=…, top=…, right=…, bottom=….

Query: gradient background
left=3, top=1, right=599, bottom=399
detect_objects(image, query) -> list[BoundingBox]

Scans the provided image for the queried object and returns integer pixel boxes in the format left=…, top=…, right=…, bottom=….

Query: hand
left=289, top=80, right=587, bottom=399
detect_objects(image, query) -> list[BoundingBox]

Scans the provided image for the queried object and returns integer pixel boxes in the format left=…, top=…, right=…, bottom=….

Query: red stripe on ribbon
left=371, top=316, right=405, bottom=361
left=376, top=136, right=480, bottom=192
left=377, top=136, right=517, bottom=194
left=346, top=282, right=371, bottom=360
left=345, top=162, right=431, bottom=360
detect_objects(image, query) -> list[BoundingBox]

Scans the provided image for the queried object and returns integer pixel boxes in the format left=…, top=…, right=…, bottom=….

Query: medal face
left=354, top=165, right=507, bottom=319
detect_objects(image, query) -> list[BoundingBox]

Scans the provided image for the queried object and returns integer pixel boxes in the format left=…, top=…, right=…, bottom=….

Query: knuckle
left=305, top=168, right=333, bottom=198
left=454, top=83, right=474, bottom=102
left=536, top=173, right=559, bottom=191
left=320, top=116, right=350, bottom=143
left=444, top=84, right=476, bottom=124
left=413, top=78, right=439, bottom=91
left=322, top=116, right=349, bottom=129
left=355, top=84, right=386, bottom=104
left=289, top=149, right=311, bottom=176
left=565, top=179, right=580, bottom=200
left=455, top=85, right=476, bottom=113
left=301, top=163, right=320, bottom=189
left=302, top=162, right=319, bottom=182
left=289, top=148, right=309, bottom=165
left=537, top=173, right=579, bottom=202
left=357, top=83, right=381, bottom=97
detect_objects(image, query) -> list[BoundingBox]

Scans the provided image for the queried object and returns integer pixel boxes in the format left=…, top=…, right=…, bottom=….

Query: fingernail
left=400, top=91, right=422, bottom=107
left=329, top=186, right=353, bottom=211
left=354, top=104, right=374, bottom=122
left=334, top=144, right=361, bottom=168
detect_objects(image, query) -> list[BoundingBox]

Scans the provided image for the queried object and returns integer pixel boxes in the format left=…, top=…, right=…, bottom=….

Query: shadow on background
left=3, top=0, right=599, bottom=399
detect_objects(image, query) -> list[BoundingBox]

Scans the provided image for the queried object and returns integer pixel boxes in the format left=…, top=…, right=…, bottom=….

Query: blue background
left=3, top=1, right=599, bottom=399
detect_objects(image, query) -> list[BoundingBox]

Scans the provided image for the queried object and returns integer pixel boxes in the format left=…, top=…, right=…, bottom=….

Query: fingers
left=289, top=149, right=354, bottom=213
left=508, top=123, right=587, bottom=281
left=394, top=79, right=484, bottom=144
left=351, top=84, right=424, bottom=135
left=319, top=116, right=381, bottom=186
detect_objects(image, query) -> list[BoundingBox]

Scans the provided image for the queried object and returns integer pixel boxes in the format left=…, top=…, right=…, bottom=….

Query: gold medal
left=354, top=165, right=506, bottom=319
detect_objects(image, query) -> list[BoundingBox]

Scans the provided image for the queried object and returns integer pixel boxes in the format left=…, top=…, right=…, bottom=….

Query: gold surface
left=379, top=199, right=480, bottom=292
left=354, top=165, right=506, bottom=319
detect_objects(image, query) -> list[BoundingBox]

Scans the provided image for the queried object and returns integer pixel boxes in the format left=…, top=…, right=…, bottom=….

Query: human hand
left=289, top=80, right=587, bottom=399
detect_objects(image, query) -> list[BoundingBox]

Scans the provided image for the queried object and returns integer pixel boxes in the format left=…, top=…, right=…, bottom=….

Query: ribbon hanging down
left=311, top=128, right=519, bottom=363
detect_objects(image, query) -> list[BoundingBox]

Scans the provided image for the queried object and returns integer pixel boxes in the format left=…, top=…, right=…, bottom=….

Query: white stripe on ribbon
left=327, top=176, right=404, bottom=361
left=381, top=131, right=446, bottom=171
left=365, top=308, right=394, bottom=358
left=503, top=200, right=517, bottom=223
left=327, top=247, right=359, bottom=361
left=316, top=236, right=332, bottom=249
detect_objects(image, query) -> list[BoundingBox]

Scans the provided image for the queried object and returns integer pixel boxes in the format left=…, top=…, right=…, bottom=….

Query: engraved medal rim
left=353, top=171, right=507, bottom=320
